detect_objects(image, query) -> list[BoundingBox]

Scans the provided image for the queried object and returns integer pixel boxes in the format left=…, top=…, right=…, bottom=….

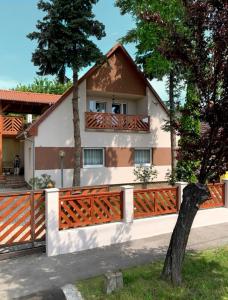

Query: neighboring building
left=0, top=90, right=60, bottom=184
left=23, top=44, right=172, bottom=188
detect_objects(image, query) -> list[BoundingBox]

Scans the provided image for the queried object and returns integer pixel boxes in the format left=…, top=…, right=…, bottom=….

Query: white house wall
left=31, top=79, right=171, bottom=188
left=35, top=165, right=170, bottom=188
left=35, top=81, right=170, bottom=149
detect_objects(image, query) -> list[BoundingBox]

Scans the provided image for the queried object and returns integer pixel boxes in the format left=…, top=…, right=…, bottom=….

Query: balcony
left=1, top=116, right=24, bottom=136
left=85, top=112, right=150, bottom=132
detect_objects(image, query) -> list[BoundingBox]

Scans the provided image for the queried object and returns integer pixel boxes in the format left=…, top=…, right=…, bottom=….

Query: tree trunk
left=161, top=183, right=210, bottom=285
left=169, top=70, right=177, bottom=179
left=72, top=70, right=81, bottom=187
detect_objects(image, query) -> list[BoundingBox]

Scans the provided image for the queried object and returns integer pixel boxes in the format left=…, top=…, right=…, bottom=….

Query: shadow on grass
left=78, top=247, right=228, bottom=300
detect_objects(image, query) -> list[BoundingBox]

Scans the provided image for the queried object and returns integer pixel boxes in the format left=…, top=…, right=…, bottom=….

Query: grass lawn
left=77, top=247, right=228, bottom=300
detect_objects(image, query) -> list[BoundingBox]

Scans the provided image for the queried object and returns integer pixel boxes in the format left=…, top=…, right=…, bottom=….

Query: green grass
left=77, top=247, right=228, bottom=300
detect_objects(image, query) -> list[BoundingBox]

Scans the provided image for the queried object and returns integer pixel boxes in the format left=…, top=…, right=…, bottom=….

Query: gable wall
left=31, top=59, right=172, bottom=187
left=87, top=49, right=146, bottom=96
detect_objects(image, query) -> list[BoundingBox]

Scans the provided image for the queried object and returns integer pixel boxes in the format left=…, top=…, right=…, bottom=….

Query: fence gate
left=0, top=190, right=46, bottom=260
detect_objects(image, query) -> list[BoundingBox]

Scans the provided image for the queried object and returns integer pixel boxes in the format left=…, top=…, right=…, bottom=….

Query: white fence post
left=45, top=188, right=59, bottom=257
left=176, top=182, right=188, bottom=210
left=223, top=179, right=228, bottom=208
left=121, top=185, right=134, bottom=223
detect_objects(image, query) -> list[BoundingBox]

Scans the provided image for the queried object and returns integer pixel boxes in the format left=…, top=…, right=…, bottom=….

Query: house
left=23, top=44, right=172, bottom=188
left=0, top=90, right=60, bottom=185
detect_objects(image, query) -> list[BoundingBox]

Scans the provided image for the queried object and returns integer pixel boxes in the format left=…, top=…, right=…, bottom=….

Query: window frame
left=111, top=103, right=128, bottom=114
left=134, top=148, right=152, bottom=167
left=83, top=147, right=105, bottom=168
left=89, top=100, right=107, bottom=113
left=95, top=102, right=106, bottom=113
left=122, top=103, right=127, bottom=114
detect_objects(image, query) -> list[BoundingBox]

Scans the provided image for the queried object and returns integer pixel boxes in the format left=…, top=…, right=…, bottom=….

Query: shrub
left=29, top=174, right=55, bottom=189
left=134, top=165, right=158, bottom=185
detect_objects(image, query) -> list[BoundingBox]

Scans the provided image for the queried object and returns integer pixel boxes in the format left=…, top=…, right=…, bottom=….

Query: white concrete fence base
left=45, top=181, right=228, bottom=257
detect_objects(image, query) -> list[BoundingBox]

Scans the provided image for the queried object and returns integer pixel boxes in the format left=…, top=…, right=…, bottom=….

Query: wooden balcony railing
left=85, top=112, right=150, bottom=132
left=1, top=116, right=24, bottom=136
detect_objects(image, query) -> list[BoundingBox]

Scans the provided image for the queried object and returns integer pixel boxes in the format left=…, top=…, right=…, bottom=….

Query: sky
left=0, top=0, right=168, bottom=100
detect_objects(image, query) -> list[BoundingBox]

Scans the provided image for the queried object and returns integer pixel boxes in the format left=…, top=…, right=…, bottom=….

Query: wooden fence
left=2, top=116, right=24, bottom=136
left=0, top=182, right=225, bottom=257
left=0, top=190, right=45, bottom=248
left=59, top=191, right=122, bottom=230
left=85, top=112, right=150, bottom=132
left=59, top=185, right=109, bottom=197
left=201, top=183, right=225, bottom=209
left=133, top=187, right=179, bottom=219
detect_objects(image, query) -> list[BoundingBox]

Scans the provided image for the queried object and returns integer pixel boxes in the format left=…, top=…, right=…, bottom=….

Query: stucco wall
left=35, top=165, right=170, bottom=188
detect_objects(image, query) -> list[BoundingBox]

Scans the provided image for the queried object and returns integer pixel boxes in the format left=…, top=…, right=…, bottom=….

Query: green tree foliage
left=175, top=83, right=201, bottom=183
left=116, top=0, right=185, bottom=179
left=132, top=0, right=228, bottom=285
left=116, top=0, right=184, bottom=79
left=118, top=0, right=228, bottom=184
left=28, top=0, right=106, bottom=186
left=14, top=77, right=72, bottom=95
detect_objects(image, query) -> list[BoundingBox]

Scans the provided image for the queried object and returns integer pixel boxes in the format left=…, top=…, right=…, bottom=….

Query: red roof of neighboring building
left=0, top=89, right=61, bottom=104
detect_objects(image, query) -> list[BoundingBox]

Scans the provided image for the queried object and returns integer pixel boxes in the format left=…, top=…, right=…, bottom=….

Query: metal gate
left=0, top=190, right=46, bottom=260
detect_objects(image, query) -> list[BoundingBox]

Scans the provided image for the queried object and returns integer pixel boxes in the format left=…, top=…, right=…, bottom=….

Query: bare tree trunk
left=72, top=70, right=81, bottom=187
left=169, top=70, right=177, bottom=178
left=161, top=183, right=210, bottom=285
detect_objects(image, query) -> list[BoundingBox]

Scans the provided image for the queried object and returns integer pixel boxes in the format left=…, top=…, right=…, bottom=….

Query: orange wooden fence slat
left=85, top=112, right=150, bottom=132
left=0, top=191, right=46, bottom=247
left=134, top=187, right=178, bottom=219
left=59, top=191, right=122, bottom=230
left=201, top=183, right=224, bottom=209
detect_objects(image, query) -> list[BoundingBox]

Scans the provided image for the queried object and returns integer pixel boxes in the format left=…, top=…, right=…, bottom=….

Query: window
left=122, top=103, right=127, bottom=115
left=112, top=103, right=121, bottom=114
left=134, top=149, right=151, bottom=166
left=89, top=100, right=106, bottom=113
left=96, top=102, right=106, bottom=113
left=112, top=103, right=127, bottom=114
left=83, top=148, right=104, bottom=168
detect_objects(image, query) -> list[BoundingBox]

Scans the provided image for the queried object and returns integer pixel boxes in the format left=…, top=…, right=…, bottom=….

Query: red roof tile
left=0, top=89, right=61, bottom=104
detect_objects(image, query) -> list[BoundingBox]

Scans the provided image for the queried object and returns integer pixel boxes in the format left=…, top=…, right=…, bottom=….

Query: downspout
left=23, top=132, right=35, bottom=190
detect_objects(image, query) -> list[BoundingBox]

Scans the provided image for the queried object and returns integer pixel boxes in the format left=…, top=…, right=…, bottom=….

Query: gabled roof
left=26, top=43, right=169, bottom=137
left=0, top=89, right=61, bottom=104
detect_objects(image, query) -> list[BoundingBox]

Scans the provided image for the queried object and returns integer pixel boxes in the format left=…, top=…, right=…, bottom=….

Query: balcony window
left=134, top=149, right=151, bottom=166
left=89, top=100, right=106, bottom=113
left=83, top=148, right=104, bottom=168
left=112, top=103, right=127, bottom=114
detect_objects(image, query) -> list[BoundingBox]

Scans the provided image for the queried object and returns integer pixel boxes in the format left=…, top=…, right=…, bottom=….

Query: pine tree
left=28, top=0, right=105, bottom=186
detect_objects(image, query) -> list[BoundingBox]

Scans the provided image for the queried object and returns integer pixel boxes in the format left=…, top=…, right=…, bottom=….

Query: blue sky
left=0, top=0, right=168, bottom=100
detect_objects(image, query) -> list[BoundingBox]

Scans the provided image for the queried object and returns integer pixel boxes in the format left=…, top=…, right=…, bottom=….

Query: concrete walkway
left=1, top=221, right=228, bottom=300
